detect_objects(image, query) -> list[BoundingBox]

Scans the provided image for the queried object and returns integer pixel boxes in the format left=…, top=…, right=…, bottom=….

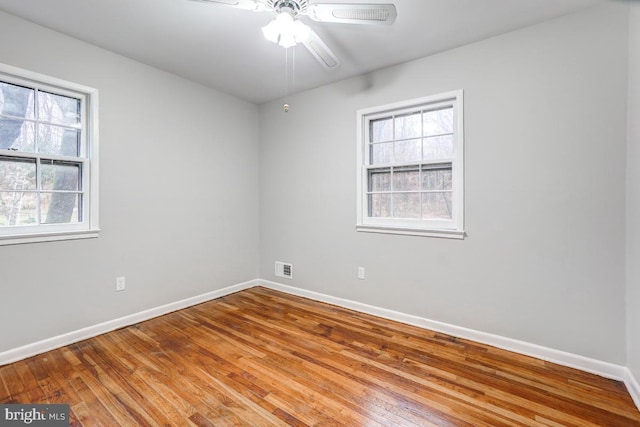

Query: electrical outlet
left=358, top=267, right=365, bottom=280
left=116, top=277, right=126, bottom=292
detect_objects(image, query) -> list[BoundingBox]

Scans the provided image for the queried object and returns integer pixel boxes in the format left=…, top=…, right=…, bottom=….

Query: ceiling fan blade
left=187, top=0, right=268, bottom=12
left=302, top=29, right=341, bottom=70
left=306, top=3, right=397, bottom=25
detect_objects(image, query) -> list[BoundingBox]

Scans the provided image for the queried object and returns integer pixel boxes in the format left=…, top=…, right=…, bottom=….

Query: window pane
left=393, top=166, right=420, bottom=191
left=0, top=118, right=35, bottom=152
left=368, top=168, right=391, bottom=192
left=370, top=117, right=392, bottom=143
left=41, top=162, right=81, bottom=191
left=0, top=191, right=37, bottom=225
left=370, top=142, right=392, bottom=165
left=423, top=107, right=453, bottom=136
left=422, top=167, right=452, bottom=191
left=393, top=193, right=421, bottom=218
left=38, top=124, right=80, bottom=156
left=38, top=91, right=81, bottom=126
left=0, top=81, right=34, bottom=119
left=395, top=112, right=421, bottom=140
left=368, top=193, right=391, bottom=218
left=0, top=157, right=36, bottom=190
left=422, top=192, right=452, bottom=219
left=394, top=139, right=421, bottom=163
left=40, top=192, right=80, bottom=224
left=423, top=135, right=454, bottom=161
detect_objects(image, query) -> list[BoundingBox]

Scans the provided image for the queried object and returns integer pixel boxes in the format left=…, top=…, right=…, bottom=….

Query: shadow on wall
left=336, top=66, right=403, bottom=97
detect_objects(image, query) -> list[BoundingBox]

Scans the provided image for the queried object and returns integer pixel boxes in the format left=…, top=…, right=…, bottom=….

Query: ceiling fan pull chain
left=284, top=47, right=290, bottom=112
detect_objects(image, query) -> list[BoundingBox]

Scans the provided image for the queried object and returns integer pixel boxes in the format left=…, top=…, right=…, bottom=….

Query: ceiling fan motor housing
left=270, top=0, right=309, bottom=15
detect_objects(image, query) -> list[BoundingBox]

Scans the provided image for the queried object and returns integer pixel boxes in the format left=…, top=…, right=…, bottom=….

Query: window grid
left=365, top=106, right=455, bottom=221
left=0, top=81, right=85, bottom=227
left=366, top=164, right=453, bottom=220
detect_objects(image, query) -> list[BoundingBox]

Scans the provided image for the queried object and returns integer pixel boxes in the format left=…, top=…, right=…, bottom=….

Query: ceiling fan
left=189, top=0, right=397, bottom=70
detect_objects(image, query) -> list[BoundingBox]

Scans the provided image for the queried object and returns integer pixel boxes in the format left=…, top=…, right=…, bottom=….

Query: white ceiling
left=0, top=0, right=604, bottom=104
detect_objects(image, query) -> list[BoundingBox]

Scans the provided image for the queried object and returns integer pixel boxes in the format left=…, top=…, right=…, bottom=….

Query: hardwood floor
left=1, top=286, right=639, bottom=426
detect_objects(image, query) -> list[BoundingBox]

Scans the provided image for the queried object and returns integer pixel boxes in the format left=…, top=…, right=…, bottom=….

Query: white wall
left=259, top=3, right=629, bottom=364
left=0, top=11, right=260, bottom=352
left=627, top=0, right=640, bottom=383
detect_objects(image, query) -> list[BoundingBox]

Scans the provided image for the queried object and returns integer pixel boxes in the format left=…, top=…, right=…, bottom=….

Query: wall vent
left=275, top=261, right=293, bottom=279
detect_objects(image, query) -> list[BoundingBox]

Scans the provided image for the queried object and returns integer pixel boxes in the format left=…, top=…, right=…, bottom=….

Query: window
left=0, top=63, right=99, bottom=245
left=356, top=90, right=464, bottom=238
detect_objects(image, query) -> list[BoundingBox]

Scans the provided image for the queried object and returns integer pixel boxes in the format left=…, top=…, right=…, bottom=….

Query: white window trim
left=0, top=63, right=99, bottom=245
left=356, top=90, right=464, bottom=239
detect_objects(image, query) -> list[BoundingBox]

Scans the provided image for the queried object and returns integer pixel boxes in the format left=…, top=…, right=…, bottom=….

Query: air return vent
left=275, top=261, right=293, bottom=279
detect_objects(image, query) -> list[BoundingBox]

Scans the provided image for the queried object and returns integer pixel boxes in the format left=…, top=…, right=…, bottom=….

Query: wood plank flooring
left=1, top=286, right=639, bottom=426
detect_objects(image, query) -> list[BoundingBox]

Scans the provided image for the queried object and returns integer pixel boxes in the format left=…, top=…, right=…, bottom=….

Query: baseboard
left=626, top=368, right=640, bottom=410
left=258, top=280, right=630, bottom=385
left=0, top=279, right=258, bottom=366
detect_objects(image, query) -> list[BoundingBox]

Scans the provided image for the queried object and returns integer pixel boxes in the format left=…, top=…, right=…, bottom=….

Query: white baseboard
left=626, top=368, right=640, bottom=410
left=0, top=279, right=258, bottom=366
left=258, top=280, right=636, bottom=401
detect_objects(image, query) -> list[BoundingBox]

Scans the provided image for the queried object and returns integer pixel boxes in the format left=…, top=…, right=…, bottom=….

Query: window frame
left=0, top=63, right=99, bottom=245
left=356, top=90, right=464, bottom=239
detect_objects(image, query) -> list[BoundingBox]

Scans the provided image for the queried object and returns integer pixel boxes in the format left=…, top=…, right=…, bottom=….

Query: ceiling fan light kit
left=261, top=6, right=311, bottom=48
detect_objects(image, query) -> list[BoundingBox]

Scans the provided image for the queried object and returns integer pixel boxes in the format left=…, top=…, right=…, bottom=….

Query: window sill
left=356, top=224, right=465, bottom=239
left=0, top=229, right=100, bottom=246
